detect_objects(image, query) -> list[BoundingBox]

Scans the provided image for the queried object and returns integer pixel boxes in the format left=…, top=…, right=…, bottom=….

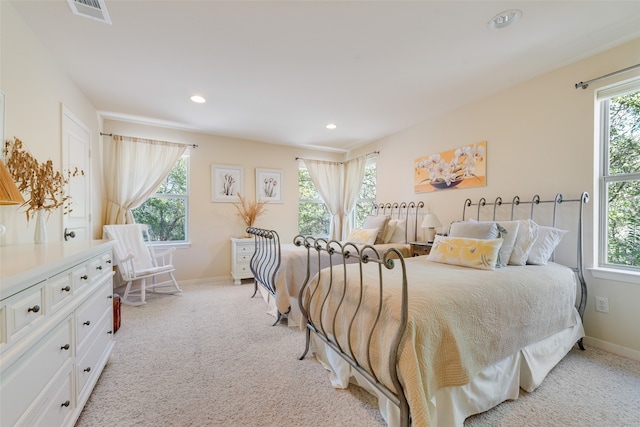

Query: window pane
left=132, top=196, right=186, bottom=241
left=156, top=157, right=188, bottom=195
left=609, top=93, right=640, bottom=175
left=298, top=202, right=330, bottom=236
left=606, top=180, right=640, bottom=267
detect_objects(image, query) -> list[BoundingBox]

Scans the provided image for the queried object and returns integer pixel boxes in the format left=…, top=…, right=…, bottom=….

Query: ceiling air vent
left=67, top=0, right=112, bottom=25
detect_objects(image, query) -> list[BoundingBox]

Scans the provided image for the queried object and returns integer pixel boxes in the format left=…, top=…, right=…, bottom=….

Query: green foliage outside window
left=605, top=92, right=640, bottom=267
left=132, top=156, right=188, bottom=242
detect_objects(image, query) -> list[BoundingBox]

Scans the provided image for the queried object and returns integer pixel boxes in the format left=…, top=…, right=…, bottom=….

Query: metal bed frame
left=296, top=192, right=589, bottom=427
left=245, top=201, right=424, bottom=325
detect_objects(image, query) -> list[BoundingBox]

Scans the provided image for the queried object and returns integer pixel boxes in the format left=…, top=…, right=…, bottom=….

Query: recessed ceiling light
left=488, top=9, right=521, bottom=30
left=190, top=95, right=206, bottom=103
left=326, top=123, right=337, bottom=130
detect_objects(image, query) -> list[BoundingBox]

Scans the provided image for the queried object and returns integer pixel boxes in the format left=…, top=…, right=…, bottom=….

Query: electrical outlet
left=595, top=296, right=609, bottom=313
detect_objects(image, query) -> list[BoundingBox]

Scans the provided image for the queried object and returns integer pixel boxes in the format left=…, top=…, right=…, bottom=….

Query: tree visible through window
left=600, top=85, right=640, bottom=269
left=298, top=159, right=376, bottom=236
left=132, top=153, right=189, bottom=242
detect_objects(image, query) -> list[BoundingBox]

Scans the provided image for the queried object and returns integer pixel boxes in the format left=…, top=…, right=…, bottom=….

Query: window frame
left=593, top=78, right=640, bottom=283
left=132, top=150, right=190, bottom=248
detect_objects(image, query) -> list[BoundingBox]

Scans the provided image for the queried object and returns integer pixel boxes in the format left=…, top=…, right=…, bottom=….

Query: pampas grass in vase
left=233, top=193, right=268, bottom=237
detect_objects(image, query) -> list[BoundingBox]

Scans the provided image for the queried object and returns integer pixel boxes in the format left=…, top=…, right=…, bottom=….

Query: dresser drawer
left=22, top=368, right=74, bottom=427
left=76, top=281, right=112, bottom=352
left=0, top=315, right=73, bottom=427
left=76, top=312, right=113, bottom=396
left=236, top=244, right=255, bottom=256
left=237, top=253, right=253, bottom=263
left=7, top=282, right=46, bottom=341
left=48, top=270, right=73, bottom=313
left=72, top=264, right=91, bottom=293
left=235, top=264, right=252, bottom=275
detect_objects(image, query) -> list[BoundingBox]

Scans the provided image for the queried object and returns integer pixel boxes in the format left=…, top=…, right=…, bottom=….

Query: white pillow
left=507, top=219, right=539, bottom=266
left=468, top=219, right=520, bottom=267
left=346, top=228, right=378, bottom=245
left=388, top=219, right=407, bottom=243
left=527, top=226, right=568, bottom=265
left=449, top=221, right=499, bottom=239
left=363, top=215, right=390, bottom=244
left=382, top=220, right=398, bottom=243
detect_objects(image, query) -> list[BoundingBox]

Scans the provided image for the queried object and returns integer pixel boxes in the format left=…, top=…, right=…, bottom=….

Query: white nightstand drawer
left=236, top=244, right=254, bottom=255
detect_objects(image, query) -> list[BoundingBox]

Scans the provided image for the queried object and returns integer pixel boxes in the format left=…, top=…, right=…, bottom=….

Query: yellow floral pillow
left=346, top=228, right=379, bottom=245
left=427, top=236, right=503, bottom=270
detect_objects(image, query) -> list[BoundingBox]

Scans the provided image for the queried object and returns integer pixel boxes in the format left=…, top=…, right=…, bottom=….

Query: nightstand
left=408, top=241, right=432, bottom=257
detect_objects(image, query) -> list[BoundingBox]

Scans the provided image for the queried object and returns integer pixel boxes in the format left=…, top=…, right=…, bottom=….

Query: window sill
left=149, top=241, right=191, bottom=250
left=588, top=267, right=640, bottom=285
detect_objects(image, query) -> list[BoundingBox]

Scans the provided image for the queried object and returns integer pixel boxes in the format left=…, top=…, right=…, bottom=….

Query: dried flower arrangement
left=3, top=137, right=83, bottom=220
left=233, top=193, right=268, bottom=230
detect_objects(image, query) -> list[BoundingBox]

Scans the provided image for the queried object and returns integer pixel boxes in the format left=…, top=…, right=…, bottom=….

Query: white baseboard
left=179, top=275, right=234, bottom=286
left=583, top=336, right=640, bottom=362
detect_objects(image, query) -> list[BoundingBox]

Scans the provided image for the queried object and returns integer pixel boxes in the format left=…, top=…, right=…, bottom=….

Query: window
left=132, top=151, right=189, bottom=243
left=598, top=80, right=640, bottom=271
left=298, top=158, right=377, bottom=236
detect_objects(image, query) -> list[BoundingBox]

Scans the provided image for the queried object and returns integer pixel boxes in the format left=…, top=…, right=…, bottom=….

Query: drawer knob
left=96, top=265, right=103, bottom=270
left=28, top=305, right=40, bottom=313
left=84, top=367, right=91, bottom=372
left=106, top=259, right=112, bottom=264
left=108, top=330, right=113, bottom=334
left=81, top=274, right=88, bottom=280
left=61, top=400, right=71, bottom=408
left=107, top=295, right=113, bottom=299
left=61, top=285, right=71, bottom=292
left=83, top=320, right=91, bottom=326
left=61, top=344, right=70, bottom=350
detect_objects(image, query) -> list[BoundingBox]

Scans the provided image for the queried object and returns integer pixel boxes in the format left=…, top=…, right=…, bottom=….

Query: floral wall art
left=256, top=168, right=283, bottom=203
left=211, top=164, right=244, bottom=202
left=414, top=141, right=486, bottom=193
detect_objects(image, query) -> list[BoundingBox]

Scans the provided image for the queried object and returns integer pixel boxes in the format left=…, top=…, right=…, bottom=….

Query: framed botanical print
left=211, top=164, right=244, bottom=202
left=256, top=168, right=282, bottom=203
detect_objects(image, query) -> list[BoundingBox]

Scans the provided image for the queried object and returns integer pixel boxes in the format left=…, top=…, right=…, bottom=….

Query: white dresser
left=231, top=237, right=255, bottom=284
left=0, top=240, right=115, bottom=427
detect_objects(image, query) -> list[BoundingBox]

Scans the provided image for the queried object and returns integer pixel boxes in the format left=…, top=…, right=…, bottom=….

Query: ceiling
left=9, top=1, right=640, bottom=152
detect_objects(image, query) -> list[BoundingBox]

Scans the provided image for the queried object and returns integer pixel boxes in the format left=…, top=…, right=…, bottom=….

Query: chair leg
left=121, top=279, right=145, bottom=306
left=140, top=278, right=146, bottom=304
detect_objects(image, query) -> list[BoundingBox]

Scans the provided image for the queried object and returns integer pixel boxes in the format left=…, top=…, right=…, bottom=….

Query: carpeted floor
left=76, top=282, right=640, bottom=427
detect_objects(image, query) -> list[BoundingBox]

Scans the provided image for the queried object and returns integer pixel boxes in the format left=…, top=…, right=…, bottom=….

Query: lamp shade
left=421, top=212, right=442, bottom=229
left=0, top=160, right=25, bottom=205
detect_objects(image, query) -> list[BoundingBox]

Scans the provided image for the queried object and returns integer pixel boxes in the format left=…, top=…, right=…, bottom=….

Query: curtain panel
left=303, top=156, right=367, bottom=240
left=103, top=135, right=186, bottom=225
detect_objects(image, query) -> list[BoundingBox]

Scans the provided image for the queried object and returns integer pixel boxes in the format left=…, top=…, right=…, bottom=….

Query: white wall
left=102, top=119, right=340, bottom=283
left=351, top=38, right=640, bottom=357
left=1, top=2, right=103, bottom=244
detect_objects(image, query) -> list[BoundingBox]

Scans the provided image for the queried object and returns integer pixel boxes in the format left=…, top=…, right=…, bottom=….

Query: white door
left=62, top=106, right=91, bottom=241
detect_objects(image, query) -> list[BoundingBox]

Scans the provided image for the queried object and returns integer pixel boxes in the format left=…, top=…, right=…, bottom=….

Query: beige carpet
left=76, top=282, right=640, bottom=427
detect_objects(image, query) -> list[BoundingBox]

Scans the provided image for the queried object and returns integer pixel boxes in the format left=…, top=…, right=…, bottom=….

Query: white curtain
left=103, top=135, right=186, bottom=225
left=303, top=156, right=367, bottom=240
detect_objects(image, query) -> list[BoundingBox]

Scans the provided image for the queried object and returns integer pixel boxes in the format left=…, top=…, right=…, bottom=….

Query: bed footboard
left=246, top=227, right=287, bottom=325
left=296, top=236, right=411, bottom=427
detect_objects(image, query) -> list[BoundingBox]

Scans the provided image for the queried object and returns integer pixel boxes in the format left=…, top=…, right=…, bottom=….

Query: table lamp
left=421, top=210, right=441, bottom=243
left=0, top=159, right=25, bottom=236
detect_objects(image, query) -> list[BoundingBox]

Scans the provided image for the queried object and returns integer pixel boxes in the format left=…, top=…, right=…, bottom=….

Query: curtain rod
left=295, top=150, right=380, bottom=162
left=575, top=63, right=640, bottom=89
left=100, top=132, right=198, bottom=148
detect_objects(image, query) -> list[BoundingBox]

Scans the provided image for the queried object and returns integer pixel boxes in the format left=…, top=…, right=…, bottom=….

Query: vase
left=34, top=210, right=47, bottom=244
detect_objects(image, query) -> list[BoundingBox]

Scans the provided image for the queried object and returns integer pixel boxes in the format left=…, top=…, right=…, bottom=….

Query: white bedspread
left=304, top=257, right=579, bottom=427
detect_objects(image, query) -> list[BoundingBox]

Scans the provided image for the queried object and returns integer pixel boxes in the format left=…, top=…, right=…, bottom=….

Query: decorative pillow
left=427, top=235, right=503, bottom=271
left=388, top=219, right=407, bottom=243
left=449, top=221, right=500, bottom=239
left=468, top=219, right=520, bottom=267
left=382, top=220, right=398, bottom=243
left=363, top=215, right=390, bottom=244
left=527, top=226, right=568, bottom=265
left=346, top=228, right=378, bottom=245
left=507, top=219, right=539, bottom=266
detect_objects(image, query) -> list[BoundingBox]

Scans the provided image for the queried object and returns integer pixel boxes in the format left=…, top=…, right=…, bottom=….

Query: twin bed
left=247, top=193, right=589, bottom=427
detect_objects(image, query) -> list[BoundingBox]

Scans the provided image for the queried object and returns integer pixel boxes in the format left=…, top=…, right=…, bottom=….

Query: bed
left=296, top=193, right=589, bottom=427
left=247, top=201, right=423, bottom=327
